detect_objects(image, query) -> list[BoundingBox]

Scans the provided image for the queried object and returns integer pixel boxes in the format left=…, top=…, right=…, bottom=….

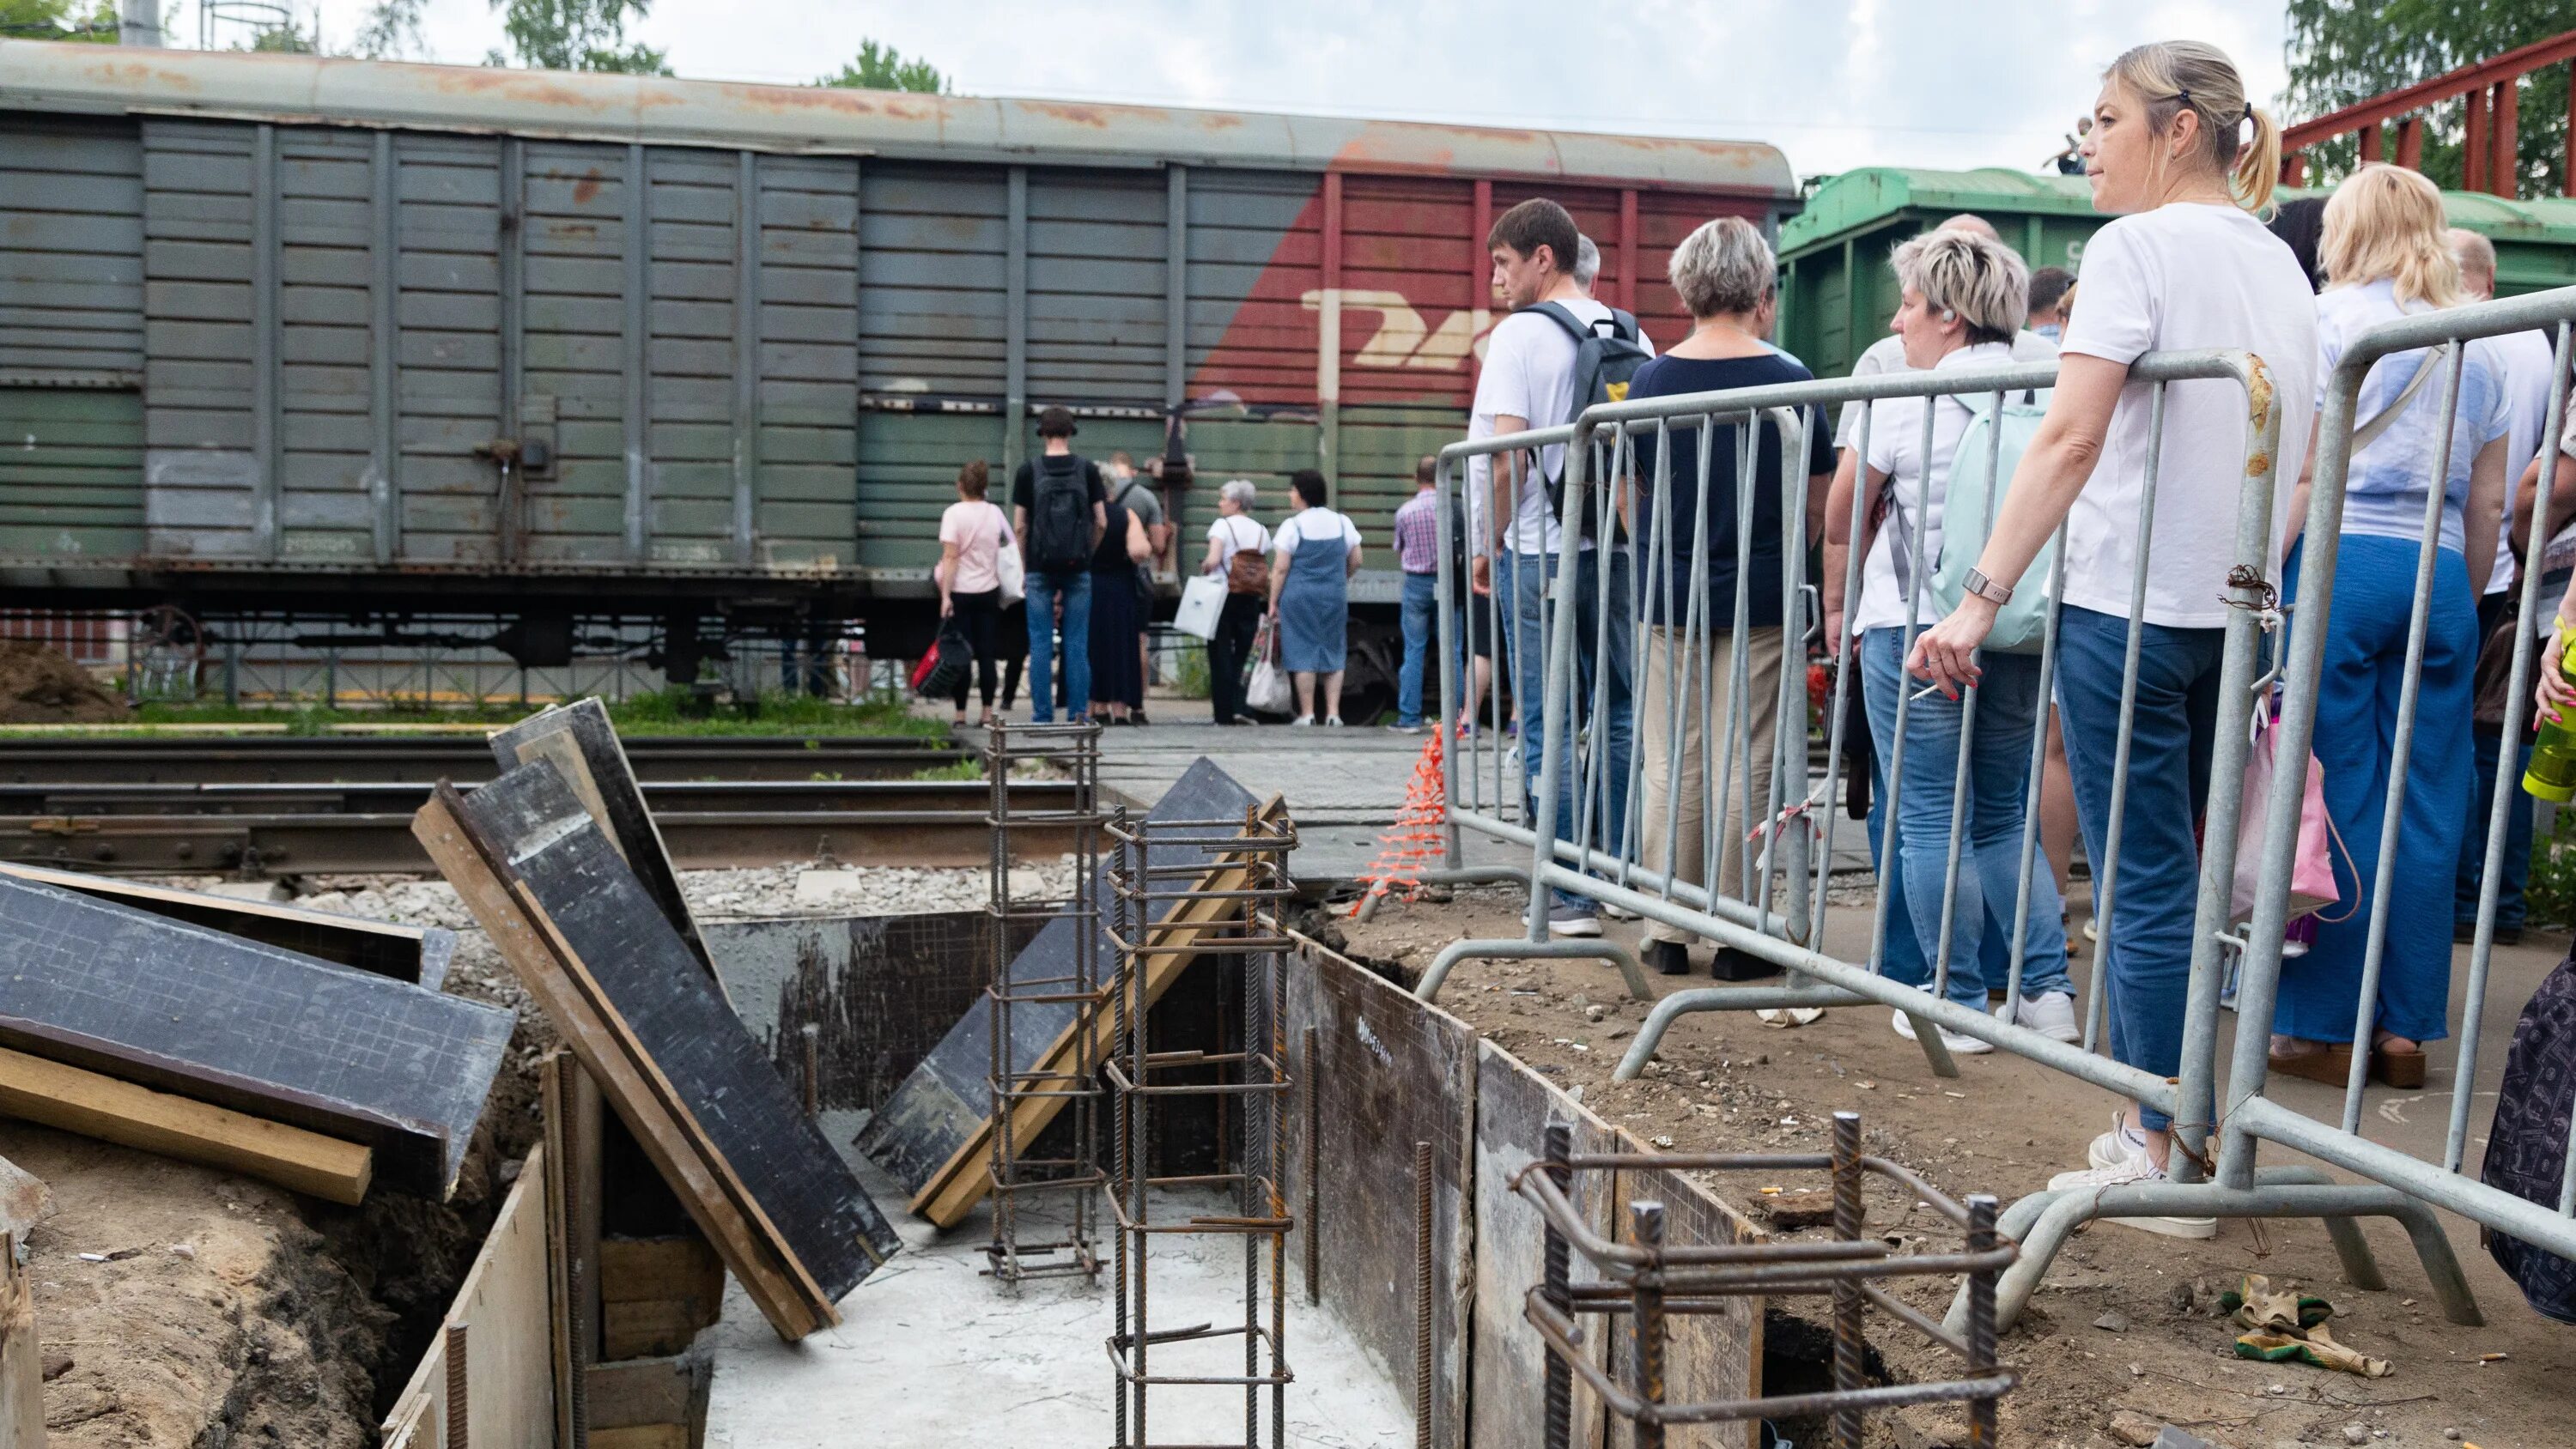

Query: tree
left=0, top=0, right=114, bottom=41
left=352, top=0, right=428, bottom=60
left=817, top=39, right=945, bottom=94
left=488, top=0, right=670, bottom=76
left=2286, top=1, right=2572, bottom=196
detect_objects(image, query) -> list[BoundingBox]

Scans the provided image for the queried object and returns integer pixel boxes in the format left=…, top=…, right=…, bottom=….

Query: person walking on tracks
left=1267, top=469, right=1363, bottom=726
left=1200, top=478, right=1273, bottom=725
left=1624, top=215, right=1832, bottom=979
left=1905, top=39, right=2318, bottom=1234
left=2269, top=167, right=2511, bottom=1091
left=1469, top=197, right=1653, bottom=937
left=1012, top=406, right=1109, bottom=724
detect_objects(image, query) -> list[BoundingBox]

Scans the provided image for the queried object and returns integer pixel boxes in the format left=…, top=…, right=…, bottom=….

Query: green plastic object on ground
left=2523, top=646, right=2576, bottom=803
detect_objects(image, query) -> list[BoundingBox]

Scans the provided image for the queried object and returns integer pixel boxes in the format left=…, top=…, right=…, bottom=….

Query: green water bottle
left=2525, top=644, right=2576, bottom=802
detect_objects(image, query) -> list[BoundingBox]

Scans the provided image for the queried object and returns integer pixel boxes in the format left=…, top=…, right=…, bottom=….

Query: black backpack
left=1519, top=300, right=1651, bottom=537
left=1026, top=454, right=1094, bottom=573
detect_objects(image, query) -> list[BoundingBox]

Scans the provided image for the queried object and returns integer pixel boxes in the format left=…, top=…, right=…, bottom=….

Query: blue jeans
left=1024, top=568, right=1091, bottom=723
left=1508, top=549, right=1633, bottom=910
left=2280, top=536, right=2474, bottom=1046
left=1860, top=628, right=2070, bottom=1007
left=2457, top=726, right=2533, bottom=931
left=1398, top=570, right=1437, bottom=727
left=2055, top=604, right=2225, bottom=1133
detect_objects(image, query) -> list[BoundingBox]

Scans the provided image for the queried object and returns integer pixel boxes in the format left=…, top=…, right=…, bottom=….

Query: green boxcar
left=1779, top=166, right=2576, bottom=379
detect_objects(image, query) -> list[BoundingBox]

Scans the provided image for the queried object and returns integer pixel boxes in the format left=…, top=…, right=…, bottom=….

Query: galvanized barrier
left=1410, top=286, right=2576, bottom=1331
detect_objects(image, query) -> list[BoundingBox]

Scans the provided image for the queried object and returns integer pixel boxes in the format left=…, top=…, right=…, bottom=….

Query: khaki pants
left=1637, top=623, right=1785, bottom=946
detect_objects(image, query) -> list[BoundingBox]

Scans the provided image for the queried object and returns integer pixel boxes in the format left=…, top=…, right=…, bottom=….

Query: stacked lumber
left=416, top=756, right=899, bottom=1343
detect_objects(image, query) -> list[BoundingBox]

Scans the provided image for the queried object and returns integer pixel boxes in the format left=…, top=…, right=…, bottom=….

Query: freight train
left=0, top=42, right=1796, bottom=679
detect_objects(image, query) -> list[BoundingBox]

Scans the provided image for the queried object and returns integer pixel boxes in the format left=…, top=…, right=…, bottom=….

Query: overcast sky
left=223, top=0, right=2292, bottom=179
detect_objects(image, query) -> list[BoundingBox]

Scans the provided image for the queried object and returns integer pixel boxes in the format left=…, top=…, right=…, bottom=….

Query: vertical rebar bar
left=443, top=1321, right=468, bottom=1449
left=1415, top=1138, right=1435, bottom=1449
left=1540, top=1120, right=1573, bottom=1449
left=1965, top=1193, right=2000, bottom=1449
left=1305, top=1022, right=1321, bottom=1307
left=1830, top=1110, right=1864, bottom=1449
left=1629, top=1198, right=1667, bottom=1449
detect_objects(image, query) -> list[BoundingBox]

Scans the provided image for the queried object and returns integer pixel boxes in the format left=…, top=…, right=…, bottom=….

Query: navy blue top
left=1627, top=351, right=1834, bottom=628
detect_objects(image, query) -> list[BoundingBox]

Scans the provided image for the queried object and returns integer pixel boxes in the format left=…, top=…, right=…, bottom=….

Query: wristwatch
left=1962, top=568, right=2013, bottom=606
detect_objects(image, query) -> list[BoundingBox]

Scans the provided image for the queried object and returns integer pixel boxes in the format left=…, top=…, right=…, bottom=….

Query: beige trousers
left=1637, top=623, right=1786, bottom=946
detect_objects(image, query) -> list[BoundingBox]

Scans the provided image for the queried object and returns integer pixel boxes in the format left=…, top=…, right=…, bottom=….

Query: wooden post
left=1, top=1233, right=39, bottom=1449
left=2466, top=85, right=2490, bottom=193
left=2494, top=77, right=2521, bottom=197
left=2359, top=121, right=2383, bottom=162
left=2398, top=115, right=2426, bottom=171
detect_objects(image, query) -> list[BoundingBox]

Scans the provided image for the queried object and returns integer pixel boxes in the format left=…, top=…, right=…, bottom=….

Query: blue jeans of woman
left=2053, top=605, right=2225, bottom=1133
left=1860, top=627, right=2070, bottom=1009
left=2278, top=535, right=2475, bottom=1046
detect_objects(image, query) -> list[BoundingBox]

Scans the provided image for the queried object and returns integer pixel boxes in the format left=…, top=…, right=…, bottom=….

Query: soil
left=1339, top=882, right=2575, bottom=1449
left=0, top=640, right=128, bottom=724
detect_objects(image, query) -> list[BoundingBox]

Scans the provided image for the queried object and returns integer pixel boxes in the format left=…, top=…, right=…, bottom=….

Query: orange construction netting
left=1347, top=732, right=1447, bottom=918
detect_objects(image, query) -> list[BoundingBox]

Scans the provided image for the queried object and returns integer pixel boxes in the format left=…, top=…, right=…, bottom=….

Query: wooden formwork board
left=1285, top=937, right=1476, bottom=1449
left=1471, top=1040, right=1619, bottom=1449
left=0, top=859, right=455, bottom=986
left=380, top=1144, right=559, bottom=1449
left=1611, top=1137, right=1767, bottom=1449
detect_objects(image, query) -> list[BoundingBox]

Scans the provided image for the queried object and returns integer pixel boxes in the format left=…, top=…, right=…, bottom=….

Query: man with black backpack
left=1012, top=406, right=1110, bottom=723
left=1467, top=197, right=1653, bottom=936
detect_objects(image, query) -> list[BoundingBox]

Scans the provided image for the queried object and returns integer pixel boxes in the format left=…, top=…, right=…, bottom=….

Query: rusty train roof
left=0, top=41, right=1797, bottom=197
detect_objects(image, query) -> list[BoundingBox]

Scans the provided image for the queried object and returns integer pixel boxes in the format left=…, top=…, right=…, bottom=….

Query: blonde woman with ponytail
left=1905, top=39, right=2319, bottom=1232
left=2267, top=165, right=2511, bottom=1091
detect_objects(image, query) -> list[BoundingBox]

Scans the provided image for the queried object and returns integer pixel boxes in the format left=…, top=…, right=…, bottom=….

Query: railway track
left=0, top=749, right=1084, bottom=875
left=0, top=734, right=964, bottom=785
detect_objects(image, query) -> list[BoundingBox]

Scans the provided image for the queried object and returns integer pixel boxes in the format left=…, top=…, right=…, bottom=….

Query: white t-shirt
left=1274, top=506, right=1361, bottom=558
left=2056, top=204, right=2318, bottom=629
left=2313, top=279, right=2511, bottom=560
left=1833, top=330, right=2060, bottom=452
left=1205, top=512, right=1272, bottom=572
left=1467, top=296, right=1655, bottom=556
left=2483, top=326, right=2559, bottom=593
left=1854, top=342, right=2015, bottom=634
left=938, top=500, right=1009, bottom=593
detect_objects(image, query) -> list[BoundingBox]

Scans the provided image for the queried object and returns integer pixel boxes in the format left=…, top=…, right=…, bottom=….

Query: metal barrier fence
left=1413, top=283, right=2576, bottom=1332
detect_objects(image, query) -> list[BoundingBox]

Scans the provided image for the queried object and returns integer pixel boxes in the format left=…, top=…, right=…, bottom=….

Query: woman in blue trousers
left=2271, top=164, right=2509, bottom=1090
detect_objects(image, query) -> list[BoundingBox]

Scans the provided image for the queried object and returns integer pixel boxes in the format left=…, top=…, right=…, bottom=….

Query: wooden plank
left=1, top=1232, right=39, bottom=1449
left=416, top=785, right=824, bottom=1340
left=598, top=1234, right=723, bottom=1305
left=1285, top=936, right=1475, bottom=1449
left=589, top=1428, right=685, bottom=1449
left=1472, top=1040, right=1619, bottom=1449
left=0, top=859, right=453, bottom=986
left=0, top=873, right=508, bottom=1197
left=600, top=1299, right=717, bottom=1361
left=539, top=1053, right=583, bottom=1449
left=0, top=1045, right=373, bottom=1204
left=895, top=791, right=1286, bottom=1230
left=583, top=1355, right=700, bottom=1430
left=455, top=1145, right=558, bottom=1449
left=1613, top=1137, right=1766, bottom=1449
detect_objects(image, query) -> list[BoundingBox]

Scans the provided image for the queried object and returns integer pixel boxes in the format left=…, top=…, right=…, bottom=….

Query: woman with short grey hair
left=1620, top=215, right=1836, bottom=979
left=1840, top=226, right=2076, bottom=1054
left=1200, top=478, right=1273, bottom=724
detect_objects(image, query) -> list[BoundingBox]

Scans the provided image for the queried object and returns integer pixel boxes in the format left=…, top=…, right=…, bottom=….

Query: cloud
left=290, top=0, right=2288, bottom=179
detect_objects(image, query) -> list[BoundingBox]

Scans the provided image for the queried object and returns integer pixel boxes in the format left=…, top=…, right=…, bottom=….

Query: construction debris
left=0, top=860, right=456, bottom=986
left=416, top=758, right=898, bottom=1342
left=2225, top=1273, right=2393, bottom=1378
left=0, top=1155, right=45, bottom=1244
left=0, top=872, right=510, bottom=1198
left=0, top=640, right=125, bottom=725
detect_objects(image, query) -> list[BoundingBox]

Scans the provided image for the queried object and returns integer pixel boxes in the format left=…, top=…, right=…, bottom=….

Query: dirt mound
left=0, top=640, right=127, bottom=723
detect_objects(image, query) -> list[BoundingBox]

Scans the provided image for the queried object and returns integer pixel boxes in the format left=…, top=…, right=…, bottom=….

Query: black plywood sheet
left=854, top=756, right=1258, bottom=1195
left=0, top=874, right=510, bottom=1196
left=455, top=760, right=896, bottom=1300
left=489, top=700, right=711, bottom=975
left=0, top=862, right=453, bottom=987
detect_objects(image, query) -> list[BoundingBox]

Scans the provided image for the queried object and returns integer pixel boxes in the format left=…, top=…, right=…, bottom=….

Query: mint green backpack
left=1931, top=389, right=2058, bottom=655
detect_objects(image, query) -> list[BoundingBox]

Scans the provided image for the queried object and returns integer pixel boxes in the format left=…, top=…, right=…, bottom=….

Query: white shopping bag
left=1174, top=573, right=1225, bottom=640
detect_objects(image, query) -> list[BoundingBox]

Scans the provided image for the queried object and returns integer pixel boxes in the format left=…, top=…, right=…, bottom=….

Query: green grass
left=2525, top=806, right=2576, bottom=927
left=908, top=758, right=987, bottom=781
left=73, top=688, right=952, bottom=740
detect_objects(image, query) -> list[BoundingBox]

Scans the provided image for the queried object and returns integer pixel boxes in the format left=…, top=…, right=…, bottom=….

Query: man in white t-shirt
left=2450, top=228, right=2558, bottom=941
left=1467, top=197, right=1651, bottom=935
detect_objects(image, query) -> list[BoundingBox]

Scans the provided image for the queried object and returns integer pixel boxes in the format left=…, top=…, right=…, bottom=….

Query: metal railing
left=1411, top=283, right=2576, bottom=1333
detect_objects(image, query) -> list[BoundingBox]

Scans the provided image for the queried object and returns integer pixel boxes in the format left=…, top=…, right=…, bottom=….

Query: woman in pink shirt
left=937, top=459, right=1014, bottom=728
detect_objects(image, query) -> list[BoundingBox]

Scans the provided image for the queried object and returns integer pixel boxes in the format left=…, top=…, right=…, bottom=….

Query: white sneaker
left=1996, top=990, right=2081, bottom=1044
left=2044, top=1154, right=2217, bottom=1240
left=1600, top=901, right=1641, bottom=921
left=1291, top=715, right=1315, bottom=727
left=2085, top=1110, right=2149, bottom=1170
left=1891, top=1007, right=1994, bottom=1055
left=1325, top=715, right=1345, bottom=727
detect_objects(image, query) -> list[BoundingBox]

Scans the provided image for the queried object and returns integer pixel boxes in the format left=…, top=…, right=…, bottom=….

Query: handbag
left=1244, top=616, right=1293, bottom=714
left=2229, top=700, right=2346, bottom=924
left=1174, top=573, right=1225, bottom=640
left=992, top=506, right=1026, bottom=606
left=914, top=620, right=971, bottom=701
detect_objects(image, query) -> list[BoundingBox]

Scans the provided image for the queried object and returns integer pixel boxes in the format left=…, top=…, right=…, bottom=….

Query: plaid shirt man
left=1392, top=488, right=1441, bottom=575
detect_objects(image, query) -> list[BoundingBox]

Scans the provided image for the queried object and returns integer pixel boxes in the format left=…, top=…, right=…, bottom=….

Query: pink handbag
left=2229, top=706, right=2343, bottom=923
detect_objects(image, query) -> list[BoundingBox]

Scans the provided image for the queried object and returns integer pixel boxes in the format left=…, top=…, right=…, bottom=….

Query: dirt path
left=1339, top=883, right=2573, bottom=1449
